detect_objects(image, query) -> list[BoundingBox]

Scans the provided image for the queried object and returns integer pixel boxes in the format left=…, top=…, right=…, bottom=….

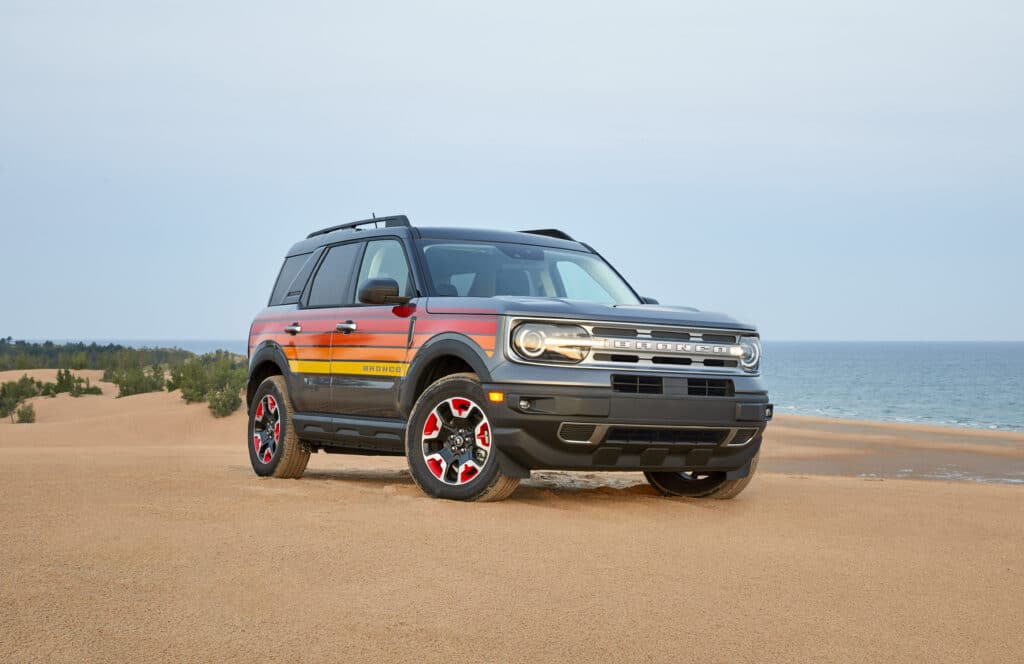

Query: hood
left=425, top=297, right=757, bottom=332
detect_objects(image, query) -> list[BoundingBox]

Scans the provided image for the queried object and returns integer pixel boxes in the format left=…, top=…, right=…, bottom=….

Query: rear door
left=328, top=238, right=417, bottom=418
left=289, top=240, right=365, bottom=413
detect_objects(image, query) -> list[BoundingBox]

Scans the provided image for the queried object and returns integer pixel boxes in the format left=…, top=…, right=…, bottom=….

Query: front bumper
left=482, top=378, right=772, bottom=476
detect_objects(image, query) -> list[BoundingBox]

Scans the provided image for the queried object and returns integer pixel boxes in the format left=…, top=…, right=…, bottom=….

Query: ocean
left=50, top=338, right=1024, bottom=433
left=764, top=342, right=1024, bottom=432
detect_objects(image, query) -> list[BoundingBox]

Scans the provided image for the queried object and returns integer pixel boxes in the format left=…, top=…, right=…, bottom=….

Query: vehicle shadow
left=300, top=466, right=658, bottom=500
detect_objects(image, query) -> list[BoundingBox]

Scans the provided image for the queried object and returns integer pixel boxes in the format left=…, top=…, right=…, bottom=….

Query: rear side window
left=307, top=242, right=362, bottom=308
left=269, top=254, right=311, bottom=306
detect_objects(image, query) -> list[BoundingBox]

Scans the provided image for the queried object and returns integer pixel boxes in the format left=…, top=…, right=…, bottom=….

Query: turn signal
left=488, top=391, right=505, bottom=403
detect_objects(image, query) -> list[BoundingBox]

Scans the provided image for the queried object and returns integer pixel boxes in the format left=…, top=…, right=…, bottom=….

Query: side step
left=292, top=413, right=406, bottom=456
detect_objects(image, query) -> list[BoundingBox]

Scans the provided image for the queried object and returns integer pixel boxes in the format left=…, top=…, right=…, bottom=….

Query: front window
left=419, top=240, right=640, bottom=305
left=356, top=239, right=414, bottom=298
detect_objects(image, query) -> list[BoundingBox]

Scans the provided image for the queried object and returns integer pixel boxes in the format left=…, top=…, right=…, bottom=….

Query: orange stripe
left=331, top=346, right=409, bottom=362
left=283, top=346, right=331, bottom=361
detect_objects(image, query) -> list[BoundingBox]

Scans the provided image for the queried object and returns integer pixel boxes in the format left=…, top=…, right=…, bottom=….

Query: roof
left=286, top=222, right=589, bottom=256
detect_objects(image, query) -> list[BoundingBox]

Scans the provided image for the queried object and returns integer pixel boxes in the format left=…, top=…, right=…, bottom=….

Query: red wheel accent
left=273, top=421, right=280, bottom=442
left=449, top=398, right=471, bottom=417
left=263, top=450, right=272, bottom=463
left=266, top=396, right=277, bottom=413
left=459, top=462, right=479, bottom=483
left=253, top=434, right=260, bottom=451
left=255, top=402, right=263, bottom=420
left=475, top=421, right=490, bottom=448
left=423, top=412, right=440, bottom=438
left=426, top=455, right=444, bottom=478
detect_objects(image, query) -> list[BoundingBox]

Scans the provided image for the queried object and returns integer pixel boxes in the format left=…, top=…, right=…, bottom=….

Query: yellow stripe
left=288, top=359, right=408, bottom=377
left=289, top=360, right=332, bottom=374
left=332, top=360, right=408, bottom=377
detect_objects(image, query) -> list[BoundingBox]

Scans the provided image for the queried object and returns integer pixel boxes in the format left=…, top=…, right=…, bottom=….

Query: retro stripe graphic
left=248, top=306, right=499, bottom=378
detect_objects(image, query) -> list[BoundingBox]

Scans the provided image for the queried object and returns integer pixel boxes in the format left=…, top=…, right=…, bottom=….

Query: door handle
left=336, top=321, right=358, bottom=334
left=284, top=323, right=302, bottom=335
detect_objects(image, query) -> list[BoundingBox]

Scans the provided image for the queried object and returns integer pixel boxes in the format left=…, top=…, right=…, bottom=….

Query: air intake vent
left=558, top=423, right=598, bottom=443
left=611, top=374, right=663, bottom=394
left=687, top=379, right=735, bottom=397
left=606, top=428, right=725, bottom=445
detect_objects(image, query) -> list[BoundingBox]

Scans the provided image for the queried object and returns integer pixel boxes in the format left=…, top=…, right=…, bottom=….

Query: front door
left=329, top=238, right=417, bottom=418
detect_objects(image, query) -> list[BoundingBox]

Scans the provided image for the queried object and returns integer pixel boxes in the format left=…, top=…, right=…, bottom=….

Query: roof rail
left=521, top=228, right=575, bottom=241
left=307, top=215, right=411, bottom=239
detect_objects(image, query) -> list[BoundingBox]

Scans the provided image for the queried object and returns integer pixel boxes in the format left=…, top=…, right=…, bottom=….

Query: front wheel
left=405, top=373, right=519, bottom=501
left=644, top=453, right=759, bottom=499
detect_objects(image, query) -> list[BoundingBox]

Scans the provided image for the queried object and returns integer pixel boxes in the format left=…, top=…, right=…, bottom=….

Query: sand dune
left=1, top=372, right=1022, bottom=662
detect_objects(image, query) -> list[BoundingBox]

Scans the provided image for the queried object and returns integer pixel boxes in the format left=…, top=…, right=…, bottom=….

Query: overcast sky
left=1, top=0, right=1021, bottom=341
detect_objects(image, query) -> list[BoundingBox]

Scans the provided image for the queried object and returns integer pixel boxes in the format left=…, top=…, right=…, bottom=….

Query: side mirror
left=358, top=278, right=411, bottom=305
left=641, top=296, right=659, bottom=305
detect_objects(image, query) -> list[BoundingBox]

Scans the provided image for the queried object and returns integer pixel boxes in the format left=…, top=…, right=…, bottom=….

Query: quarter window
left=269, top=254, right=310, bottom=306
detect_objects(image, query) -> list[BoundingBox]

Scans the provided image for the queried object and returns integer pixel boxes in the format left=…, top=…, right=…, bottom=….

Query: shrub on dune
left=107, top=366, right=165, bottom=397
left=167, top=351, right=246, bottom=417
left=1, top=375, right=41, bottom=423
left=15, top=403, right=35, bottom=423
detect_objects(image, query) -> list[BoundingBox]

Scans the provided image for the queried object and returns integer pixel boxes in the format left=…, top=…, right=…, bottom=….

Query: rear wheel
left=405, top=373, right=519, bottom=501
left=644, top=453, right=759, bottom=499
left=248, top=376, right=309, bottom=478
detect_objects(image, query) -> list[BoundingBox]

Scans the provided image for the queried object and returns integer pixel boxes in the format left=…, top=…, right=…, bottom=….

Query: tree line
left=1, top=339, right=248, bottom=420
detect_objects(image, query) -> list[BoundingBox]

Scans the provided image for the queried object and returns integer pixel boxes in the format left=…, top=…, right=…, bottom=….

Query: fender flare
left=398, top=335, right=494, bottom=417
left=246, top=342, right=293, bottom=406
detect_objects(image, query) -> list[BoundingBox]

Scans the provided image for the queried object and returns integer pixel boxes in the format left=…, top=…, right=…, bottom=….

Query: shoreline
left=763, top=414, right=1024, bottom=484
left=773, top=410, right=1024, bottom=436
left=774, top=413, right=1024, bottom=441
left=3, top=369, right=1023, bottom=485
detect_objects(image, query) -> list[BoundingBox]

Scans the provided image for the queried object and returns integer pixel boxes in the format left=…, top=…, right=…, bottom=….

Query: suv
left=247, top=215, right=771, bottom=501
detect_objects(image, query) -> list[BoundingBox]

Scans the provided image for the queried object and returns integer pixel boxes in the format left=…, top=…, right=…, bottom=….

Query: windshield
left=419, top=240, right=641, bottom=305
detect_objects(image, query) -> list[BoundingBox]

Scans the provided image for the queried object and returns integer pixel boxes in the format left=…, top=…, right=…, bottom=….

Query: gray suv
left=246, top=216, right=771, bottom=501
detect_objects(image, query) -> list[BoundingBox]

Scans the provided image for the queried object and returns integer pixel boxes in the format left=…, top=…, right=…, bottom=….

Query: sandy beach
left=1, top=369, right=1022, bottom=662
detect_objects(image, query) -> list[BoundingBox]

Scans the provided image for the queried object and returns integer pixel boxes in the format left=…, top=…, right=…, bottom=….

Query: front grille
left=687, top=379, right=735, bottom=397
left=651, top=356, right=693, bottom=366
left=508, top=317, right=754, bottom=375
left=611, top=374, right=663, bottom=394
left=605, top=427, right=726, bottom=446
left=702, top=359, right=738, bottom=368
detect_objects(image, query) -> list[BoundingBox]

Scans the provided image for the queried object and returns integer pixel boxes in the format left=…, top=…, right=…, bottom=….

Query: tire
left=644, top=452, right=759, bottom=499
left=405, top=373, right=519, bottom=502
left=248, top=375, right=310, bottom=479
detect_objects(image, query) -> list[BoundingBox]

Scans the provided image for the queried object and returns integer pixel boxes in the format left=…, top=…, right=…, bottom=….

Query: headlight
left=739, top=336, right=761, bottom=372
left=511, top=323, right=591, bottom=363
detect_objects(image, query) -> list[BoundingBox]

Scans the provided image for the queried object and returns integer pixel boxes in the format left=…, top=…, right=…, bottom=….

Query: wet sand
left=1, top=370, right=1022, bottom=662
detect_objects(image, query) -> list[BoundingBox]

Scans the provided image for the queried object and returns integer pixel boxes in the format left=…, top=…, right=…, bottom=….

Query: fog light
left=519, top=399, right=531, bottom=410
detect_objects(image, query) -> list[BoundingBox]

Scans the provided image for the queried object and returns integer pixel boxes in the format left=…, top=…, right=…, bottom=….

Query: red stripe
left=424, top=306, right=498, bottom=315
left=414, top=319, right=497, bottom=335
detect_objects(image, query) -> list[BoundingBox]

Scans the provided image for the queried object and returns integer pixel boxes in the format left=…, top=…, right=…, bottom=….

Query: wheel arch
left=247, top=343, right=291, bottom=408
left=398, top=335, right=494, bottom=417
